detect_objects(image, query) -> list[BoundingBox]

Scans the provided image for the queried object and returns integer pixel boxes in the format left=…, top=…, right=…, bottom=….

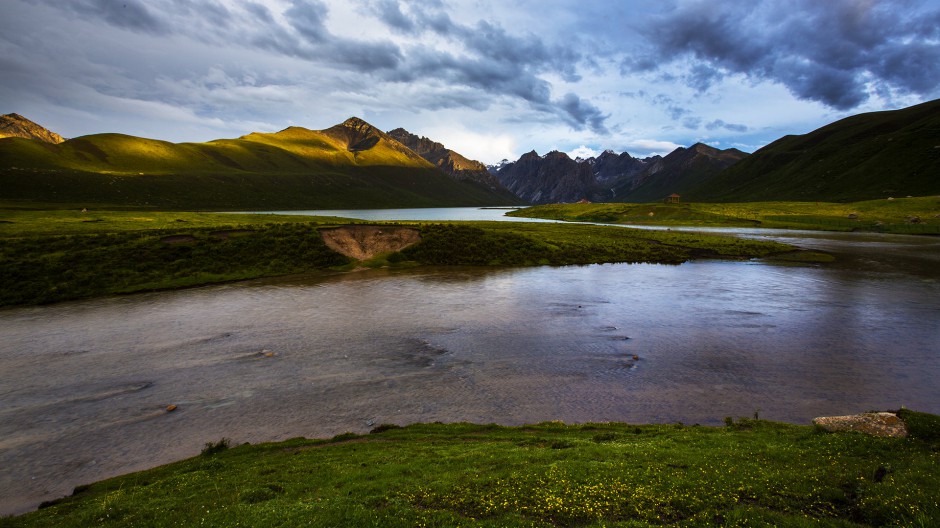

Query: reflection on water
left=1, top=231, right=939, bottom=514
left=248, top=206, right=556, bottom=222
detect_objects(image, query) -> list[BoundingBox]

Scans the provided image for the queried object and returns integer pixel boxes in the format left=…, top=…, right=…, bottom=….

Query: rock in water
left=812, top=412, right=908, bottom=437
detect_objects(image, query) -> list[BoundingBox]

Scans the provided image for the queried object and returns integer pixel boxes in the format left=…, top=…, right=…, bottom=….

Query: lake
left=1, top=207, right=939, bottom=514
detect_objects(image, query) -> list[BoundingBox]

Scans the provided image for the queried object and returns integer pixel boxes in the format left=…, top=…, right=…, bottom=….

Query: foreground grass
left=0, top=210, right=805, bottom=307
left=4, top=411, right=939, bottom=527
left=508, top=197, right=940, bottom=235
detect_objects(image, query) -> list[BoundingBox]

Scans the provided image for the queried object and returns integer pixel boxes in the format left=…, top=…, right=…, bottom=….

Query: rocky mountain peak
left=0, top=113, right=65, bottom=144
left=385, top=127, right=511, bottom=194
left=323, top=117, right=391, bottom=152
left=340, top=116, right=374, bottom=131
left=544, top=150, right=571, bottom=160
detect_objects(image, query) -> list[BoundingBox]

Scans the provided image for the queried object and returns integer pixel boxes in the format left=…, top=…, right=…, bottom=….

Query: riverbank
left=3, top=410, right=938, bottom=527
left=0, top=209, right=813, bottom=307
left=507, top=197, right=940, bottom=235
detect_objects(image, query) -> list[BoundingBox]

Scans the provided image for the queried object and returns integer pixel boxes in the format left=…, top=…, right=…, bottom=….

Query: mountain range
left=491, top=143, right=746, bottom=204
left=2, top=98, right=938, bottom=207
left=0, top=116, right=519, bottom=209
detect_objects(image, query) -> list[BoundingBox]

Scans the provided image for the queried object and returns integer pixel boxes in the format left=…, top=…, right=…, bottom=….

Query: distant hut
left=664, top=193, right=680, bottom=204
left=577, top=198, right=592, bottom=204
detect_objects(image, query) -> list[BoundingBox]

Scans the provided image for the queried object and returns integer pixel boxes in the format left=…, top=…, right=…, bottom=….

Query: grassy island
left=0, top=206, right=813, bottom=307
left=3, top=410, right=939, bottom=527
left=507, top=197, right=940, bottom=235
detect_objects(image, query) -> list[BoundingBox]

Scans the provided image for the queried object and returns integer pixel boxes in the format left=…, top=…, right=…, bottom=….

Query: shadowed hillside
left=691, top=98, right=940, bottom=202
left=613, top=143, right=747, bottom=202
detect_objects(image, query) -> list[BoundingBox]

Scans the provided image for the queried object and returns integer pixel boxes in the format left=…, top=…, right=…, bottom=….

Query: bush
left=200, top=438, right=231, bottom=456
left=896, top=408, right=940, bottom=444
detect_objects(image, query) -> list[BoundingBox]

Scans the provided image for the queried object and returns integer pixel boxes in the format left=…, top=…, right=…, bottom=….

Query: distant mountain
left=486, top=159, right=512, bottom=175
left=0, top=117, right=519, bottom=209
left=613, top=143, right=747, bottom=202
left=591, top=150, right=652, bottom=183
left=386, top=128, right=511, bottom=195
left=690, top=98, right=940, bottom=202
left=496, top=150, right=595, bottom=204
left=0, top=113, right=65, bottom=144
left=494, top=144, right=743, bottom=204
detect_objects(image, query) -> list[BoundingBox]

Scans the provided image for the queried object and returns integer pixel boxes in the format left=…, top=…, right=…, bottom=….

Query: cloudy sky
left=2, top=0, right=939, bottom=164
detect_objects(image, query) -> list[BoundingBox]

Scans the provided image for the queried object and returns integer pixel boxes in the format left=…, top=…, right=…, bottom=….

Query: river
left=1, top=207, right=939, bottom=514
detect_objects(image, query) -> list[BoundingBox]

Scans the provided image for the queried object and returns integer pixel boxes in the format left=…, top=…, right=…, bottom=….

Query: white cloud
left=419, top=125, right=518, bottom=165
left=568, top=145, right=600, bottom=159
left=619, top=139, right=682, bottom=158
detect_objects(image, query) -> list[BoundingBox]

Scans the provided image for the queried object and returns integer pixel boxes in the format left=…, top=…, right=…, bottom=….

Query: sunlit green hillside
left=510, top=197, right=940, bottom=234
left=0, top=118, right=520, bottom=209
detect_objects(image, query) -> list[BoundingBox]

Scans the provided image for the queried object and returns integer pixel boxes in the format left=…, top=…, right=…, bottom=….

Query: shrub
left=200, top=438, right=230, bottom=456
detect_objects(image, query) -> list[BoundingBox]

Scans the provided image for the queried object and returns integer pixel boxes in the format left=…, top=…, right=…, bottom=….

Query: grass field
left=3, top=410, right=938, bottom=527
left=507, top=197, right=940, bottom=235
left=0, top=207, right=807, bottom=307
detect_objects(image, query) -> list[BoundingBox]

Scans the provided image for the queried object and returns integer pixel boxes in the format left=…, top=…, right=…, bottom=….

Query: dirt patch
left=320, top=225, right=421, bottom=260
left=161, top=234, right=196, bottom=244
left=210, top=229, right=253, bottom=240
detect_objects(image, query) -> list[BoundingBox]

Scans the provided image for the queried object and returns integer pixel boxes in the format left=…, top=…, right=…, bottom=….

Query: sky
left=1, top=0, right=939, bottom=164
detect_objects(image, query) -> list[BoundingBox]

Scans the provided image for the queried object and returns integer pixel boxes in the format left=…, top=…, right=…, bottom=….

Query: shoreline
left=4, top=412, right=938, bottom=524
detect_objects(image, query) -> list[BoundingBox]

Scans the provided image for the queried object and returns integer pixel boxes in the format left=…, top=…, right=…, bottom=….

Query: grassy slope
left=0, top=209, right=799, bottom=307
left=0, top=126, right=520, bottom=209
left=508, top=197, right=940, bottom=235
left=4, top=413, right=939, bottom=527
left=689, top=98, right=940, bottom=202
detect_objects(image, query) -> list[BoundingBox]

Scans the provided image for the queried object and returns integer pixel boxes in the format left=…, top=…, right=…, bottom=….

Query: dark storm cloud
left=682, top=117, right=701, bottom=130
left=557, top=93, right=609, bottom=134
left=243, top=2, right=276, bottom=24
left=705, top=119, right=748, bottom=133
left=166, top=0, right=233, bottom=27
left=372, top=0, right=415, bottom=32
left=685, top=64, right=723, bottom=93
left=37, top=0, right=169, bottom=34
left=650, top=94, right=690, bottom=122
left=20, top=0, right=606, bottom=133
left=633, top=0, right=940, bottom=109
left=368, top=0, right=603, bottom=131
left=285, top=0, right=329, bottom=44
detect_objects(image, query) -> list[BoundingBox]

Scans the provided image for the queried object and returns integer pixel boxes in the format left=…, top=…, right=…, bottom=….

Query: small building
left=577, top=198, right=592, bottom=204
left=664, top=193, right=680, bottom=204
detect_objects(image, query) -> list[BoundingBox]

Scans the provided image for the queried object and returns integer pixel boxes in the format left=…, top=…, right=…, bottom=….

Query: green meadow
left=0, top=206, right=808, bottom=307
left=508, top=197, right=940, bottom=235
left=4, top=411, right=939, bottom=527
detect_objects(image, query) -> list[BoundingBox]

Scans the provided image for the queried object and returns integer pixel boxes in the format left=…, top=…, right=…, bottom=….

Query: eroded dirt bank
left=320, top=225, right=421, bottom=260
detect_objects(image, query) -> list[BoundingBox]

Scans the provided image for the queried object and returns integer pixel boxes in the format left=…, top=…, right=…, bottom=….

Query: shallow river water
left=1, top=209, right=939, bottom=514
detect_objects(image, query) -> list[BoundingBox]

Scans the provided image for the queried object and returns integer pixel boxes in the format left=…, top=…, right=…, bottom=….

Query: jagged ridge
left=0, top=113, right=65, bottom=144
left=386, top=128, right=508, bottom=193
left=494, top=144, right=744, bottom=204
